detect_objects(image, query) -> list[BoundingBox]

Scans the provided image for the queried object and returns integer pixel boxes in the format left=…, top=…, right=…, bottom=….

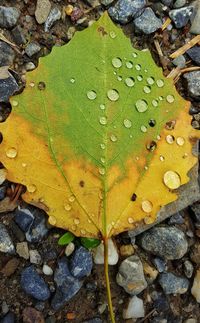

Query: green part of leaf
left=58, top=231, right=75, bottom=245
left=80, top=237, right=101, bottom=249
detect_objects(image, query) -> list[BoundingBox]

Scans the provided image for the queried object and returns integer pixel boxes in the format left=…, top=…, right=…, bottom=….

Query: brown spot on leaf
left=97, top=26, right=108, bottom=36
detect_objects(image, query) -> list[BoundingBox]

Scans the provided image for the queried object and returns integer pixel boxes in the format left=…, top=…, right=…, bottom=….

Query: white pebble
left=29, top=249, right=42, bottom=264
left=65, top=242, right=75, bottom=256
left=25, top=62, right=36, bottom=71
left=191, top=269, right=200, bottom=302
left=123, top=296, right=145, bottom=319
left=93, top=239, right=119, bottom=265
left=42, top=264, right=53, bottom=276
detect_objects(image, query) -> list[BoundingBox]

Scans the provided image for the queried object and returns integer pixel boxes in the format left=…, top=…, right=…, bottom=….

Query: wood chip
left=170, top=35, right=200, bottom=59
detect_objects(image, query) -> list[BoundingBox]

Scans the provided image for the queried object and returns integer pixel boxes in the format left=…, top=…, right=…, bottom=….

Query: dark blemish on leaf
left=97, top=26, right=108, bottom=36
left=165, top=120, right=176, bottom=130
left=79, top=180, right=85, bottom=187
left=146, top=141, right=157, bottom=152
left=38, top=82, right=46, bottom=90
left=131, top=193, right=137, bottom=201
left=149, top=119, right=156, bottom=127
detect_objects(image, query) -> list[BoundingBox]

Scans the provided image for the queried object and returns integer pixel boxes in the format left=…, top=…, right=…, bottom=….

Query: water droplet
left=144, top=69, right=148, bottom=73
left=136, top=156, right=139, bottom=161
left=100, top=104, right=105, bottom=110
left=132, top=52, right=138, bottom=58
left=100, top=143, right=106, bottom=149
left=125, top=77, right=135, bottom=87
left=99, top=116, right=107, bottom=125
left=166, top=95, right=175, bottom=103
left=149, top=119, right=156, bottom=127
left=12, top=100, right=18, bottom=107
left=38, top=81, right=46, bottom=90
left=163, top=170, right=181, bottom=189
left=143, top=86, right=151, bottom=93
left=22, top=162, right=27, bottom=167
left=156, top=79, right=164, bottom=87
left=159, top=96, right=164, bottom=101
left=71, top=225, right=77, bottom=231
left=29, top=82, right=35, bottom=87
left=69, top=195, right=75, bottom=202
left=160, top=155, right=165, bottom=161
left=87, top=90, right=96, bottom=100
left=146, top=141, right=157, bottom=151
left=152, top=99, right=158, bottom=107
left=110, top=31, right=116, bottom=38
left=81, top=229, right=86, bottom=235
left=110, top=134, right=117, bottom=142
left=137, top=75, right=143, bottom=81
left=135, top=99, right=148, bottom=112
left=6, top=147, right=17, bottom=158
left=48, top=215, right=57, bottom=225
left=144, top=166, right=148, bottom=170
left=135, top=64, right=141, bottom=71
left=176, top=137, right=185, bottom=146
left=123, top=119, right=132, bottom=128
left=88, top=219, right=91, bottom=223
left=107, top=89, right=119, bottom=101
left=74, top=218, right=80, bottom=225
left=117, top=75, right=122, bottom=81
left=126, top=61, right=133, bottom=69
left=112, top=57, right=122, bottom=68
left=157, top=135, right=161, bottom=140
left=100, top=157, right=105, bottom=163
left=64, top=203, right=71, bottom=211
left=99, top=167, right=105, bottom=175
left=183, top=153, right=188, bottom=158
left=141, top=200, right=153, bottom=213
left=147, top=77, right=154, bottom=85
left=166, top=135, right=174, bottom=144
left=70, top=78, right=75, bottom=83
left=165, top=120, right=176, bottom=130
left=27, top=184, right=36, bottom=193
left=141, top=125, right=147, bottom=133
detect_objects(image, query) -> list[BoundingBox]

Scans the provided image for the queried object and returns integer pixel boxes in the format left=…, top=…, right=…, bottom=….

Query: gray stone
left=14, top=206, right=35, bottom=232
left=173, top=0, right=186, bottom=9
left=139, top=226, right=188, bottom=260
left=0, top=42, right=15, bottom=67
left=35, top=0, right=51, bottom=24
left=70, top=246, right=93, bottom=278
left=161, top=0, right=173, bottom=6
left=159, top=272, right=189, bottom=294
left=25, top=42, right=41, bottom=57
left=21, top=266, right=50, bottom=301
left=134, top=8, right=162, bottom=34
left=168, top=212, right=184, bottom=224
left=186, top=46, right=200, bottom=66
left=0, top=6, right=20, bottom=29
left=101, top=0, right=114, bottom=6
left=116, top=255, right=147, bottom=295
left=84, top=0, right=100, bottom=7
left=190, top=201, right=200, bottom=223
left=44, top=7, right=61, bottom=32
left=0, top=223, right=15, bottom=254
left=11, top=26, right=26, bottom=45
left=184, top=71, right=200, bottom=99
left=190, top=3, right=200, bottom=34
left=172, top=55, right=186, bottom=68
left=153, top=258, right=167, bottom=273
left=169, top=6, right=194, bottom=28
left=108, top=0, right=146, bottom=25
left=184, top=260, right=194, bottom=278
left=0, top=68, right=19, bottom=102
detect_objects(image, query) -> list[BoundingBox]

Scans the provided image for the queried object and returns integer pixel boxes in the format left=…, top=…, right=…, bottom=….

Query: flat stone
left=44, top=7, right=61, bottom=32
left=108, top=0, right=146, bottom=24
left=25, top=42, right=41, bottom=57
left=35, top=0, right=51, bottom=24
left=14, top=206, right=35, bottom=232
left=139, top=226, right=188, bottom=260
left=116, top=255, right=147, bottom=295
left=0, top=67, right=19, bottom=102
left=184, top=71, right=200, bottom=99
left=0, top=223, right=15, bottom=254
left=21, top=266, right=51, bottom=301
left=0, top=6, right=20, bottom=28
left=0, top=42, right=15, bottom=67
left=159, top=272, right=189, bottom=294
left=123, top=296, right=145, bottom=319
left=169, top=6, right=194, bottom=28
left=134, top=8, right=162, bottom=34
left=186, top=46, right=200, bottom=66
left=93, top=239, right=119, bottom=265
left=70, top=246, right=93, bottom=278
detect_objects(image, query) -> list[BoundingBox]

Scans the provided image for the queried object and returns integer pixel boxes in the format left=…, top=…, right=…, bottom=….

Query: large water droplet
left=125, top=77, right=135, bottom=87
left=143, top=86, right=151, bottom=93
left=112, top=57, right=122, bottom=68
left=135, top=64, right=141, bottom=71
left=64, top=203, right=71, bottom=211
left=141, top=200, right=153, bottom=213
left=163, top=170, right=181, bottom=189
left=149, top=119, right=156, bottom=127
left=123, top=119, right=132, bottom=128
left=110, top=31, right=116, bottom=39
left=147, top=77, right=154, bottom=85
left=87, top=90, right=96, bottom=100
left=6, top=147, right=17, bottom=158
left=166, top=95, right=175, bottom=103
left=135, top=99, right=148, bottom=112
left=152, top=99, right=158, bottom=107
left=27, top=184, right=36, bottom=193
left=176, top=137, right=185, bottom=146
left=156, top=79, right=164, bottom=87
left=126, top=61, right=133, bottom=69
left=137, top=75, right=143, bottom=81
left=99, top=116, right=107, bottom=125
left=74, top=218, right=80, bottom=225
left=48, top=215, right=57, bottom=225
left=110, top=134, right=117, bottom=142
left=166, top=135, right=174, bottom=144
left=107, top=89, right=119, bottom=101
left=141, top=125, right=147, bottom=133
left=69, top=195, right=75, bottom=202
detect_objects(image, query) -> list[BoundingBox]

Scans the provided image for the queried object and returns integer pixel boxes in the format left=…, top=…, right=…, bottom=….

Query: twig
left=154, top=39, right=163, bottom=57
left=170, top=35, right=200, bottom=59
left=162, top=17, right=171, bottom=31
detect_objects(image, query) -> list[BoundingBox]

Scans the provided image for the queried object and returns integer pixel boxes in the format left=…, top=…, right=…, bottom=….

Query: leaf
left=80, top=237, right=101, bottom=249
left=0, top=13, right=199, bottom=240
left=58, top=231, right=75, bottom=246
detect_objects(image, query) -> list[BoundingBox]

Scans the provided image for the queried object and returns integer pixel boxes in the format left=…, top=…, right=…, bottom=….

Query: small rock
left=42, top=264, right=53, bottom=276
left=51, top=257, right=83, bottom=310
left=116, top=255, right=147, bottom=295
left=191, top=269, right=200, bottom=303
left=134, top=8, right=162, bottom=34
left=169, top=6, right=193, bottom=28
left=0, top=258, right=20, bottom=277
left=0, top=312, right=15, bottom=323
left=71, top=8, right=84, bottom=23
left=25, top=62, right=36, bottom=71
left=152, top=291, right=169, bottom=312
left=184, top=260, right=194, bottom=278
left=21, top=266, right=50, bottom=301
left=0, top=6, right=20, bottom=28
left=120, top=244, right=135, bottom=257
left=101, top=0, right=114, bottom=6
left=187, top=46, right=200, bottom=66
left=16, top=242, right=29, bottom=260
left=172, top=55, right=186, bottom=69
left=143, top=261, right=158, bottom=282
left=22, top=307, right=45, bottom=323
left=0, top=42, right=15, bottom=67
left=168, top=211, right=185, bottom=224
left=11, top=26, right=26, bottom=45
left=65, top=242, right=75, bottom=257
left=98, top=303, right=107, bottom=314
left=153, top=258, right=167, bottom=273
left=29, top=249, right=42, bottom=264
left=139, top=226, right=188, bottom=260
left=184, top=71, right=200, bottom=99
left=1, top=301, right=9, bottom=315
left=84, top=0, right=100, bottom=7
left=159, top=272, right=189, bottom=294
left=108, top=0, right=146, bottom=24
left=0, top=67, right=19, bottom=102
left=173, top=0, right=186, bottom=8
left=190, top=3, right=200, bottom=34
left=35, top=0, right=51, bottom=24
left=70, top=246, right=93, bottom=278
left=25, top=207, right=49, bottom=243
left=15, top=206, right=35, bottom=232
left=25, top=42, right=41, bottom=57
left=44, top=7, right=61, bottom=32
left=93, top=239, right=119, bottom=265
left=161, top=0, right=173, bottom=6
left=123, top=296, right=145, bottom=319
left=0, top=223, right=15, bottom=254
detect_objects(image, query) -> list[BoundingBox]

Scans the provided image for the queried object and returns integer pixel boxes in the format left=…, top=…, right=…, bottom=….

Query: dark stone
left=11, top=26, right=26, bottom=46
left=0, top=312, right=15, bottom=323
left=0, top=186, right=6, bottom=201
left=0, top=6, right=20, bottom=29
left=70, top=246, right=93, bottom=278
left=0, top=42, right=15, bottom=67
left=25, top=42, right=41, bottom=57
left=153, top=257, right=167, bottom=273
left=108, top=0, right=146, bottom=24
left=14, top=206, right=34, bottom=232
left=134, top=7, right=162, bottom=34
left=0, top=70, right=19, bottom=102
left=187, top=46, right=200, bottom=66
left=168, top=212, right=184, bottom=225
left=169, top=6, right=193, bottom=28
left=184, top=71, right=200, bottom=99
left=159, top=272, right=189, bottom=294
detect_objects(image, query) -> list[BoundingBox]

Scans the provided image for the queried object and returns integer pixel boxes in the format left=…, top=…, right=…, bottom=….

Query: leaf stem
left=103, top=237, right=115, bottom=323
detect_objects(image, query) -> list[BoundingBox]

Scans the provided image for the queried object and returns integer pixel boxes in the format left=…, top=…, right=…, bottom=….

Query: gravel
left=108, top=0, right=146, bottom=24
left=134, top=7, right=162, bottom=34
left=169, top=6, right=194, bottom=28
left=159, top=272, right=189, bottom=294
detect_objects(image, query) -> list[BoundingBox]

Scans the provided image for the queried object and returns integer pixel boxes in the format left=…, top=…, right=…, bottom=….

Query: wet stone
left=169, top=6, right=194, bottom=28
left=139, top=226, right=188, bottom=260
left=186, top=46, right=200, bottom=66
left=0, top=223, right=15, bottom=254
left=0, top=42, right=15, bottom=67
left=70, top=246, right=93, bottom=278
left=25, top=42, right=41, bottom=57
left=0, top=70, right=19, bottom=103
left=21, top=265, right=51, bottom=301
left=184, top=71, right=200, bottom=99
left=159, top=272, right=189, bottom=294
left=134, top=8, right=162, bottom=34
left=108, top=0, right=146, bottom=24
left=44, top=7, right=61, bottom=32
left=0, top=6, right=20, bottom=29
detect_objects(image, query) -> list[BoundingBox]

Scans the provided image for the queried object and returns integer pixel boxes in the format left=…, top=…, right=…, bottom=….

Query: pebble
left=190, top=2, right=200, bottom=34
left=0, top=42, right=15, bottom=67
left=191, top=269, right=200, bottom=303
left=173, top=0, right=186, bottom=9
left=134, top=7, right=162, bottom=34
left=0, top=68, right=19, bottom=102
left=184, top=260, right=194, bottom=278
left=11, top=25, right=26, bottom=46
left=93, top=239, right=119, bottom=265
left=168, top=212, right=185, bottom=225
left=14, top=206, right=34, bottom=232
left=190, top=242, right=200, bottom=264
left=22, top=307, right=45, bottom=323
left=143, top=261, right=158, bottom=283
left=159, top=272, right=189, bottom=294
left=42, top=264, right=53, bottom=276
left=44, top=7, right=61, bottom=32
left=65, top=242, right=75, bottom=257
left=51, top=257, right=83, bottom=310
left=184, top=71, right=200, bottom=99
left=186, top=46, right=200, bottom=66
left=0, top=312, right=15, bottom=323
left=120, top=244, right=135, bottom=257
left=153, top=257, right=167, bottom=273
left=161, top=0, right=173, bottom=6
left=108, top=0, right=146, bottom=24
left=0, top=6, right=20, bottom=28
left=29, top=249, right=42, bottom=264
left=21, top=266, right=50, bottom=301
left=116, top=255, right=147, bottom=295
left=1, top=301, right=9, bottom=315
left=190, top=202, right=200, bottom=223
left=0, top=258, right=20, bottom=277
left=172, top=55, right=186, bottom=68
left=25, top=42, right=41, bottom=57
left=0, top=223, right=15, bottom=254
left=70, top=246, right=93, bottom=278
left=101, top=0, right=114, bottom=6
left=169, top=6, right=194, bottom=28
left=139, top=226, right=188, bottom=260
left=123, top=296, right=145, bottom=319
left=16, top=242, right=29, bottom=260
left=35, top=0, right=51, bottom=24
left=25, top=208, right=48, bottom=243
left=84, top=0, right=100, bottom=7
left=25, top=62, right=36, bottom=71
